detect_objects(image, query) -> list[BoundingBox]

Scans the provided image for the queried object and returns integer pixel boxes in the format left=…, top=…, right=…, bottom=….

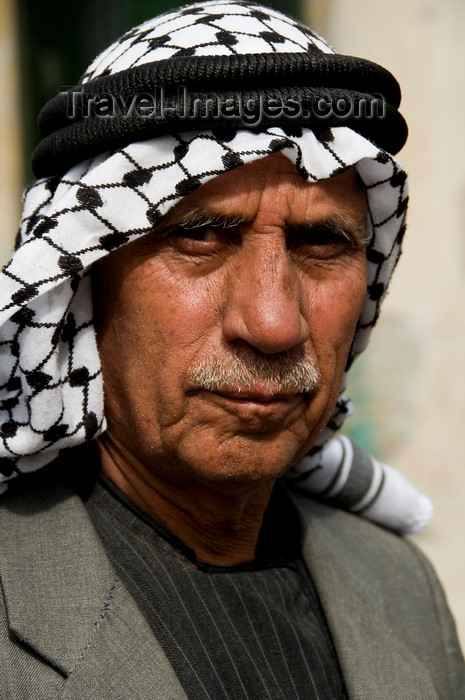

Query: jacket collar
left=0, top=481, right=117, bottom=675
left=0, top=480, right=188, bottom=697
left=291, top=492, right=440, bottom=699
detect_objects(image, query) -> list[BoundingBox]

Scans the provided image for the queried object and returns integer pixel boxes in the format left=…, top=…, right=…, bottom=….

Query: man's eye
left=305, top=230, right=349, bottom=246
left=179, top=226, right=223, bottom=242
left=288, top=227, right=355, bottom=256
left=164, top=225, right=238, bottom=255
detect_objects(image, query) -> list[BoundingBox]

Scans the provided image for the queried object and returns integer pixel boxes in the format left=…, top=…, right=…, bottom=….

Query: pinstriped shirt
left=85, top=477, right=348, bottom=700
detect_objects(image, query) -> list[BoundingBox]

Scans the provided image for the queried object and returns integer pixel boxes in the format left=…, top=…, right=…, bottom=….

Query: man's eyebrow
left=177, top=207, right=248, bottom=230
left=287, top=213, right=370, bottom=245
left=161, top=207, right=369, bottom=244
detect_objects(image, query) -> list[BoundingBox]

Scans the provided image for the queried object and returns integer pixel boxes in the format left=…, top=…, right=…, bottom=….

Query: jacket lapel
left=0, top=482, right=187, bottom=699
left=293, top=494, right=440, bottom=700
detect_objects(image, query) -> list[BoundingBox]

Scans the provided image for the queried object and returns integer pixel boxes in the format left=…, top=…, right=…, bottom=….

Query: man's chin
left=170, top=433, right=311, bottom=492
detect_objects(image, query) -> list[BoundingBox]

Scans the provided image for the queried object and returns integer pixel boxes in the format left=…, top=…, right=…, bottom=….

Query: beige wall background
left=308, top=0, right=465, bottom=646
left=1, top=0, right=464, bottom=648
left=0, top=0, right=21, bottom=265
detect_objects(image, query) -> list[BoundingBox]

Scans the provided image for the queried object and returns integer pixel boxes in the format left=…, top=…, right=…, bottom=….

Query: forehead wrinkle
left=160, top=191, right=368, bottom=246
left=160, top=157, right=367, bottom=237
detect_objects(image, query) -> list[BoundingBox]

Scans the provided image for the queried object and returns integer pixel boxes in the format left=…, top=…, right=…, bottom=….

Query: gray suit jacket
left=0, top=480, right=463, bottom=699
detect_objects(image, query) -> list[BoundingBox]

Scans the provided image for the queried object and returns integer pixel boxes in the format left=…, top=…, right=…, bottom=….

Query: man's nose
left=221, top=238, right=310, bottom=354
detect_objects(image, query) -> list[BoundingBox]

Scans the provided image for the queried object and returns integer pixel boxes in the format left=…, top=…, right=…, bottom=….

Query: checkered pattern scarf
left=0, top=1, right=431, bottom=533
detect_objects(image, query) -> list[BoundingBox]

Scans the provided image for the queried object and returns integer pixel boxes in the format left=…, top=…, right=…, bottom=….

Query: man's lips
left=198, top=388, right=307, bottom=419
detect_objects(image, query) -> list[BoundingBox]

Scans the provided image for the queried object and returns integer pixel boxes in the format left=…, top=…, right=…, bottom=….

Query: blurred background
left=1, top=0, right=464, bottom=645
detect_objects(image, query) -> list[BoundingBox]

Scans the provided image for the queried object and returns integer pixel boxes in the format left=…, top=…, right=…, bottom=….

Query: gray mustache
left=189, top=349, right=320, bottom=394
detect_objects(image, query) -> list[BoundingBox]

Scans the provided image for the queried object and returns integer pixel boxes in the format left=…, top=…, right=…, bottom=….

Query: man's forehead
left=161, top=154, right=367, bottom=230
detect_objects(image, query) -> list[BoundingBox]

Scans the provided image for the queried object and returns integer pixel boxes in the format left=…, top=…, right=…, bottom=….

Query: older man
left=0, top=2, right=463, bottom=698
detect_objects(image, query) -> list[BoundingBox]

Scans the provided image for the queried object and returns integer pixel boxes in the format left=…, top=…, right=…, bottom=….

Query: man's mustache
left=189, top=348, right=320, bottom=394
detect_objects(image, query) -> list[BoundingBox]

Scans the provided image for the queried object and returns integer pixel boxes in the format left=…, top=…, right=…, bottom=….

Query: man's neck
left=96, top=436, right=275, bottom=567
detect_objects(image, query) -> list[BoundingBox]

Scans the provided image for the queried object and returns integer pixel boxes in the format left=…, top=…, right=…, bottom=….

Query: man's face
left=93, top=153, right=367, bottom=493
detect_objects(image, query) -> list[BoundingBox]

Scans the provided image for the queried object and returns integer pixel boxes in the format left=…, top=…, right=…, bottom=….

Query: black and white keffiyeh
left=0, top=1, right=431, bottom=533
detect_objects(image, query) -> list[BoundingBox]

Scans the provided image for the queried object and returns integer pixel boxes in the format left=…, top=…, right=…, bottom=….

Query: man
left=0, top=2, right=463, bottom=698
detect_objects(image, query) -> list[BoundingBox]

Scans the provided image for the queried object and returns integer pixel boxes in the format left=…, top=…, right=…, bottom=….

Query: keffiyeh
left=0, top=1, right=431, bottom=533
